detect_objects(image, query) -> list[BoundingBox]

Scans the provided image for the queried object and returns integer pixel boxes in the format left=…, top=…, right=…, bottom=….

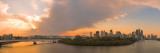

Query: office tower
left=155, top=35, right=157, bottom=40
left=9, top=34, right=13, bottom=40
left=116, top=31, right=121, bottom=37
left=141, top=30, right=144, bottom=39
left=122, top=34, right=128, bottom=38
left=75, top=35, right=81, bottom=39
left=136, top=29, right=141, bottom=40
left=90, top=32, right=92, bottom=37
left=129, top=33, right=132, bottom=38
left=132, top=32, right=135, bottom=37
left=141, top=30, right=143, bottom=36
left=101, top=30, right=105, bottom=37
left=94, top=31, right=100, bottom=38
left=136, top=29, right=143, bottom=40
left=109, top=30, right=113, bottom=37
left=151, top=34, right=154, bottom=40
left=148, top=35, right=150, bottom=40
left=105, top=32, right=108, bottom=37
left=94, top=34, right=96, bottom=38
left=144, top=36, right=146, bottom=40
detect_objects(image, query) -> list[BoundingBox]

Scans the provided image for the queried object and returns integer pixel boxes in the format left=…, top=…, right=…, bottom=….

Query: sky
left=0, top=0, right=160, bottom=37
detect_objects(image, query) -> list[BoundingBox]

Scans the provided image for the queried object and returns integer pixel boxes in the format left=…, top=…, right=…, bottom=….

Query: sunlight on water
left=1, top=40, right=160, bottom=53
left=2, top=42, right=33, bottom=47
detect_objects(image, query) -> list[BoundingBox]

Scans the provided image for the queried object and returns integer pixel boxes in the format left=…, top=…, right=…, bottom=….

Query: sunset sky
left=0, top=0, right=160, bottom=37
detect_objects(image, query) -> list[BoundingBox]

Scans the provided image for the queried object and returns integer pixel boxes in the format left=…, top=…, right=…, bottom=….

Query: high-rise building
left=136, top=29, right=140, bottom=40
left=9, top=34, right=13, bottom=40
left=109, top=30, right=113, bottom=37
left=155, top=35, right=157, bottom=40
left=105, top=32, right=108, bottom=37
left=90, top=32, right=92, bottom=37
left=141, top=30, right=144, bottom=40
left=135, top=29, right=143, bottom=40
left=2, top=34, right=9, bottom=40
left=116, top=31, right=121, bottom=37
left=94, top=34, right=96, bottom=38
left=141, top=30, right=143, bottom=36
left=101, top=30, right=105, bottom=37
left=129, top=33, right=132, bottom=38
left=148, top=35, right=150, bottom=39
left=132, top=32, right=135, bottom=37
left=75, top=35, right=81, bottom=39
left=151, top=34, right=154, bottom=40
left=94, top=31, right=100, bottom=38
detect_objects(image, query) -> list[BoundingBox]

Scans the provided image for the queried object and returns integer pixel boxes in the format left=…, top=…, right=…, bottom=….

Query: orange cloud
left=30, top=0, right=39, bottom=10
left=41, top=0, right=54, bottom=5
left=0, top=1, right=52, bottom=36
left=0, top=1, right=10, bottom=15
left=106, top=13, right=127, bottom=20
left=128, top=0, right=160, bottom=10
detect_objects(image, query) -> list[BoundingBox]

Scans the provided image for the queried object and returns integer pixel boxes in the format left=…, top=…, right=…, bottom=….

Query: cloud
left=40, top=0, right=54, bottom=5
left=1, top=0, right=160, bottom=36
left=35, top=0, right=131, bottom=35
left=0, top=1, right=12, bottom=22
left=38, top=0, right=160, bottom=35
left=128, top=0, right=160, bottom=10
left=106, top=13, right=127, bottom=20
left=30, top=0, right=39, bottom=10
left=0, top=0, right=52, bottom=35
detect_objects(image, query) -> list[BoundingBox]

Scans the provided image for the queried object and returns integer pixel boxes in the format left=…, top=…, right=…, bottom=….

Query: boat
left=33, top=41, right=37, bottom=45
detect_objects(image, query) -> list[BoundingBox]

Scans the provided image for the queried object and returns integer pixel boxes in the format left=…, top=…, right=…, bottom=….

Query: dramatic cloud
left=38, top=0, right=160, bottom=35
left=1, top=0, right=160, bottom=36
left=40, top=0, right=54, bottom=5
left=128, top=0, right=160, bottom=10
left=30, top=0, right=39, bottom=10
left=0, top=0, right=52, bottom=35
left=36, top=0, right=131, bottom=35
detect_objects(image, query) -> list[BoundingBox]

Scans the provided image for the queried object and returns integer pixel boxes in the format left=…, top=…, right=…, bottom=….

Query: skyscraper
left=9, top=34, right=13, bottom=40
left=136, top=29, right=140, bottom=40
left=94, top=31, right=100, bottom=38
left=132, top=32, right=135, bottom=37
left=116, top=31, right=121, bottom=37
left=90, top=32, right=92, bottom=37
left=155, top=35, right=157, bottom=40
left=101, top=30, right=105, bottom=37
left=136, top=29, right=143, bottom=40
left=141, top=30, right=144, bottom=39
left=105, top=32, right=108, bottom=37
left=147, top=35, right=150, bottom=40
left=151, top=34, right=154, bottom=40
left=109, top=30, right=113, bottom=37
left=141, top=30, right=143, bottom=36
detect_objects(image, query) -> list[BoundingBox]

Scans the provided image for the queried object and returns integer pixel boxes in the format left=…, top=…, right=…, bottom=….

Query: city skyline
left=0, top=0, right=160, bottom=38
left=74, top=29, right=158, bottom=39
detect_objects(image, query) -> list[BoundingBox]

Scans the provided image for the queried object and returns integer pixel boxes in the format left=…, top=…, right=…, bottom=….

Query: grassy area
left=59, top=37, right=137, bottom=46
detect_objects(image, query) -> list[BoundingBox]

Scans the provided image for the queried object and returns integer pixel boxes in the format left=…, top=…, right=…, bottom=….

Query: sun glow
left=1, top=19, right=30, bottom=30
left=30, top=23, right=37, bottom=29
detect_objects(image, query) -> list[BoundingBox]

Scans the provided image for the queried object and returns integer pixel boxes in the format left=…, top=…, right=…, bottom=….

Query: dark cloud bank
left=35, top=0, right=131, bottom=35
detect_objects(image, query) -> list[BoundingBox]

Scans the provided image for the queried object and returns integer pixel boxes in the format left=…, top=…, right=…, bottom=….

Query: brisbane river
left=0, top=40, right=160, bottom=53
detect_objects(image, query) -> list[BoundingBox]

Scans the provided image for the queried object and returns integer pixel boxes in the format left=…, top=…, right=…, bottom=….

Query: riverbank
left=0, top=41, right=20, bottom=46
left=59, top=37, right=137, bottom=46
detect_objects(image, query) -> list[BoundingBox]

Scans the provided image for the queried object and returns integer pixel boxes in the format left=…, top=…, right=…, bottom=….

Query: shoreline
left=59, top=38, right=137, bottom=46
left=60, top=41, right=136, bottom=46
left=0, top=41, right=20, bottom=46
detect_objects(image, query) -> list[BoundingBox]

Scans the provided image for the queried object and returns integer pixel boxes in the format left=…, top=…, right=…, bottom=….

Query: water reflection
left=0, top=40, right=160, bottom=53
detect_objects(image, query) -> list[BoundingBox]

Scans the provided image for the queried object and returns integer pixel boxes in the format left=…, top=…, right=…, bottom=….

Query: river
left=0, top=40, right=160, bottom=53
